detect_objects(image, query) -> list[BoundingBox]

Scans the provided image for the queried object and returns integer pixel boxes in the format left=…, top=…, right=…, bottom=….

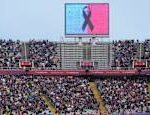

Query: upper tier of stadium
left=0, top=39, right=150, bottom=70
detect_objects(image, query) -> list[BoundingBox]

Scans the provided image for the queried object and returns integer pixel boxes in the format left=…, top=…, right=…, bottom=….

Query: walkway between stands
left=89, top=82, right=109, bottom=115
left=41, top=95, right=57, bottom=115
left=147, top=82, right=150, bottom=103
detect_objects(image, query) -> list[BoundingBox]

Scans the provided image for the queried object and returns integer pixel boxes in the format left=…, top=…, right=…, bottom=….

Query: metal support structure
left=139, top=43, right=142, bottom=62
left=24, top=42, right=27, bottom=61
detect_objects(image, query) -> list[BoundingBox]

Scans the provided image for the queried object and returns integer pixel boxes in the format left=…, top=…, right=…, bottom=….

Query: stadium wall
left=59, top=42, right=113, bottom=70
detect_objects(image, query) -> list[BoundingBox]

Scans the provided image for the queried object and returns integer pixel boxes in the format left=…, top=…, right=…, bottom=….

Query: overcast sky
left=0, top=0, right=150, bottom=41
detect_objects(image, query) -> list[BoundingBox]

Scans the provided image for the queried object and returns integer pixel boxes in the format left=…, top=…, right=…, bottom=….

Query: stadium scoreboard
left=65, top=3, right=109, bottom=37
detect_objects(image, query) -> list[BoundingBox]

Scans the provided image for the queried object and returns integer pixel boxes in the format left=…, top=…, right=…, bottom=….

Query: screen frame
left=65, top=3, right=109, bottom=38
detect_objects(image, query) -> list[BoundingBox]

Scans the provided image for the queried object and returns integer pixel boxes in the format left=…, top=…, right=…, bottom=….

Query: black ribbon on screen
left=82, top=6, right=94, bottom=31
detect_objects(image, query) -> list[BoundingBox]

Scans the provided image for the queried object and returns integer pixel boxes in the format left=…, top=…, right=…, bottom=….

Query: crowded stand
left=143, top=40, right=150, bottom=59
left=0, top=39, right=22, bottom=68
left=38, top=76, right=99, bottom=114
left=0, top=75, right=51, bottom=115
left=96, top=78, right=150, bottom=113
left=112, top=40, right=139, bottom=68
left=0, top=39, right=150, bottom=70
left=143, top=40, right=150, bottom=68
left=1, top=39, right=150, bottom=115
left=0, top=1, right=150, bottom=115
left=27, top=40, right=59, bottom=69
left=0, top=75, right=99, bottom=115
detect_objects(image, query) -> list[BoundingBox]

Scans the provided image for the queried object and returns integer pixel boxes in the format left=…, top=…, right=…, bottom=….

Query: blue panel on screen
left=66, top=4, right=87, bottom=34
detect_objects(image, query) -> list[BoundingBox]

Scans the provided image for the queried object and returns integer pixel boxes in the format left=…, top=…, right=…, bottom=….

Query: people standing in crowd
left=112, top=40, right=139, bottom=69
left=0, top=39, right=22, bottom=68
left=28, top=40, right=59, bottom=69
left=96, top=78, right=150, bottom=113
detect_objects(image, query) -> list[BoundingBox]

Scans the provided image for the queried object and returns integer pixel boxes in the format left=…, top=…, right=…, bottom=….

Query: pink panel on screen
left=87, top=4, right=109, bottom=35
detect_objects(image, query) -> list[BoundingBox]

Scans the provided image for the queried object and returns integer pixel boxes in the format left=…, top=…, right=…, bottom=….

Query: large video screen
left=65, top=3, right=109, bottom=37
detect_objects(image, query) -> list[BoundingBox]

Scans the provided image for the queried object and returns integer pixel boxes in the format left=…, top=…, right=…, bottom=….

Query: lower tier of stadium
left=0, top=69, right=150, bottom=115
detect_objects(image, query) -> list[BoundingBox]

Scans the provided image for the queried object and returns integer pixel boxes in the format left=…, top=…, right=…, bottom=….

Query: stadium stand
left=112, top=40, right=139, bottom=68
left=143, top=40, right=150, bottom=68
left=0, top=75, right=99, bottom=115
left=38, top=76, right=99, bottom=114
left=0, top=39, right=22, bottom=68
left=0, top=39, right=150, bottom=115
left=0, top=39, right=149, bottom=70
left=0, top=75, right=51, bottom=115
left=89, top=82, right=108, bottom=114
left=143, top=40, right=150, bottom=59
left=27, top=40, right=59, bottom=69
left=96, top=77, right=150, bottom=114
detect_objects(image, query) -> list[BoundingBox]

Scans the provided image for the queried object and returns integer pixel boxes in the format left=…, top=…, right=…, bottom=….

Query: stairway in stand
left=147, top=82, right=150, bottom=102
left=41, top=95, right=57, bottom=115
left=21, top=42, right=26, bottom=61
left=89, top=82, right=109, bottom=115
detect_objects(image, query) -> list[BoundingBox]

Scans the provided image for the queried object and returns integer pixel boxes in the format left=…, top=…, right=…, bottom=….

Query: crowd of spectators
left=0, top=75, right=51, bottom=115
left=28, top=40, right=59, bottom=69
left=38, top=76, right=99, bottom=114
left=0, top=39, right=22, bottom=68
left=1, top=39, right=150, bottom=115
left=0, top=75, right=99, bottom=114
left=0, top=39, right=150, bottom=70
left=143, top=39, right=150, bottom=59
left=96, top=78, right=150, bottom=113
left=112, top=40, right=139, bottom=68
left=143, top=40, right=150, bottom=68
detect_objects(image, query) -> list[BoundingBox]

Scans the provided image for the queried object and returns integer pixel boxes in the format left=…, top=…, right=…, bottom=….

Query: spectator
left=143, top=39, right=150, bottom=59
left=0, top=75, right=99, bottom=114
left=112, top=40, right=139, bottom=68
left=0, top=75, right=49, bottom=114
left=28, top=40, right=59, bottom=69
left=96, top=78, right=150, bottom=113
left=0, top=39, right=22, bottom=68
left=36, top=76, right=99, bottom=114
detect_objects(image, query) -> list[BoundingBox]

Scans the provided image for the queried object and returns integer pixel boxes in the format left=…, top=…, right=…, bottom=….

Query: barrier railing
left=0, top=67, right=149, bottom=76
left=0, top=66, right=149, bottom=70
